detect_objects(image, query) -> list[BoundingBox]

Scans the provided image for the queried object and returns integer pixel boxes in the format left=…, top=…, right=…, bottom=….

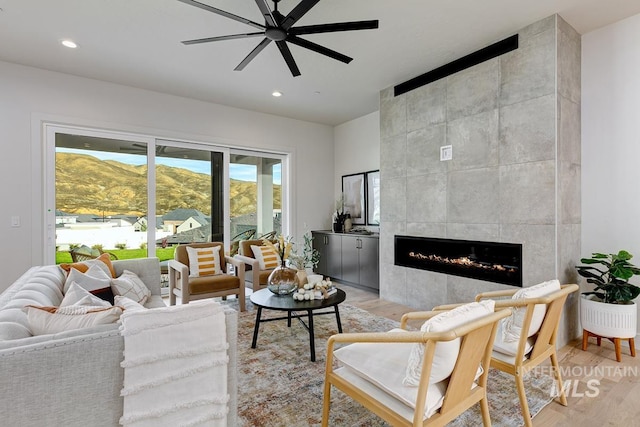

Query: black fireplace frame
left=394, top=235, right=523, bottom=287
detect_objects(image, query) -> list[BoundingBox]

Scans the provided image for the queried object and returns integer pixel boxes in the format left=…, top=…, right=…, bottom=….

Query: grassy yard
left=55, top=248, right=176, bottom=264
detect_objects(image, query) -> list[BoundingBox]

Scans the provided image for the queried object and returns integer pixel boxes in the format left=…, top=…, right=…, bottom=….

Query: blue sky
left=57, top=147, right=281, bottom=183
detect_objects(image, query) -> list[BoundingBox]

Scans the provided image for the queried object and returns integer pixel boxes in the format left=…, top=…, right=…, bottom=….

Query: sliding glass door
left=154, top=141, right=224, bottom=254
left=229, top=151, right=285, bottom=242
left=53, top=132, right=152, bottom=263
left=49, top=129, right=226, bottom=265
left=45, top=126, right=289, bottom=266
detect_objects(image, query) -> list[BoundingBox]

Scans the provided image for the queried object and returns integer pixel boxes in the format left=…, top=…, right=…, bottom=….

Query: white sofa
left=0, top=257, right=238, bottom=426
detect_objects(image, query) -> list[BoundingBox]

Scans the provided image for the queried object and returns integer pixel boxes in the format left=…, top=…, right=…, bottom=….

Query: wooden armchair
left=234, top=239, right=276, bottom=292
left=322, top=304, right=511, bottom=427
left=168, top=242, right=246, bottom=311
left=436, top=282, right=579, bottom=427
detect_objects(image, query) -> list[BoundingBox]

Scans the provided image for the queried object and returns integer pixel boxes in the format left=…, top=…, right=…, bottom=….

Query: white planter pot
left=580, top=294, right=637, bottom=338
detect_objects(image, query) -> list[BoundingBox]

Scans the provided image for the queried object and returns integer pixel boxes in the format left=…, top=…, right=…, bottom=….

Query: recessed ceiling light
left=61, top=40, right=77, bottom=49
left=272, top=91, right=282, bottom=97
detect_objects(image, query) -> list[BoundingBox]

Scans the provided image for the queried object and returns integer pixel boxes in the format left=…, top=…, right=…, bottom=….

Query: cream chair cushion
left=492, top=319, right=535, bottom=356
left=404, top=300, right=495, bottom=385
left=186, top=245, right=222, bottom=277
left=502, top=279, right=560, bottom=342
left=333, top=328, right=447, bottom=419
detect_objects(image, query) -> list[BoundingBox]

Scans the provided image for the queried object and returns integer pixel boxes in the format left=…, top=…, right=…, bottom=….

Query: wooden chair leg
left=550, top=352, right=568, bottom=406
left=479, top=396, right=492, bottom=427
left=630, top=338, right=636, bottom=357
left=321, top=382, right=332, bottom=427
left=515, top=374, right=533, bottom=427
left=614, top=338, right=622, bottom=362
left=238, top=293, right=246, bottom=312
left=597, top=336, right=602, bottom=346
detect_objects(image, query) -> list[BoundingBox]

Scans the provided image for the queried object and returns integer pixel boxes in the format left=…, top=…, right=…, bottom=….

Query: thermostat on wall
left=440, top=145, right=452, bottom=161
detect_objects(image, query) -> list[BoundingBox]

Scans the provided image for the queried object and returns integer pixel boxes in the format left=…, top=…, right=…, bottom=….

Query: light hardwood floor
left=340, top=283, right=640, bottom=427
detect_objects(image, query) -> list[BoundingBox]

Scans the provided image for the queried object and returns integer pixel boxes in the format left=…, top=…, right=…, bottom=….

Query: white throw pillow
left=502, top=279, right=560, bottom=343
left=25, top=305, right=123, bottom=335
left=404, top=300, right=495, bottom=386
left=185, top=246, right=222, bottom=277
left=334, top=329, right=446, bottom=418
left=251, top=244, right=280, bottom=270
left=492, top=318, right=534, bottom=357
left=114, top=295, right=147, bottom=313
left=111, top=270, right=151, bottom=304
left=61, top=282, right=111, bottom=308
left=64, top=264, right=115, bottom=304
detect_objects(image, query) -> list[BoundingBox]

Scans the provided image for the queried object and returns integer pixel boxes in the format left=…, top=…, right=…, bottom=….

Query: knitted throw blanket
left=119, top=300, right=229, bottom=427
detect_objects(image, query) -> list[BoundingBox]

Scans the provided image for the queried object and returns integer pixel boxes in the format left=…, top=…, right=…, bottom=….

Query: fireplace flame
left=408, top=251, right=517, bottom=273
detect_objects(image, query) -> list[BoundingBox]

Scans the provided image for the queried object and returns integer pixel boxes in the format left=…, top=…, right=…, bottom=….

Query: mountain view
left=55, top=152, right=281, bottom=216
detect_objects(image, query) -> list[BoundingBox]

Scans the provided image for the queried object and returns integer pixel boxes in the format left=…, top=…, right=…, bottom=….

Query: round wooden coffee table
left=249, top=288, right=346, bottom=362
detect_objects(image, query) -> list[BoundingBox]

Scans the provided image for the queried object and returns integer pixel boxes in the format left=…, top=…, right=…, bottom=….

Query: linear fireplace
left=394, top=235, right=523, bottom=287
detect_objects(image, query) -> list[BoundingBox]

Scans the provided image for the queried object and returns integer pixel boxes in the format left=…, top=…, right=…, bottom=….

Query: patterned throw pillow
left=185, top=246, right=222, bottom=277
left=251, top=244, right=280, bottom=270
left=111, top=270, right=151, bottom=304
left=59, top=253, right=117, bottom=278
left=61, top=282, right=112, bottom=308
left=65, top=264, right=115, bottom=304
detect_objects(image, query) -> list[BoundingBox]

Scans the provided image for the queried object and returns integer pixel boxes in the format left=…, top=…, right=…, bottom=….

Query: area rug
left=228, top=301, right=555, bottom=427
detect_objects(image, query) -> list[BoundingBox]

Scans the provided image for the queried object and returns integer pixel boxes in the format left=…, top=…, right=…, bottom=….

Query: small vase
left=267, top=261, right=298, bottom=296
left=333, top=222, right=343, bottom=233
left=296, top=269, right=308, bottom=288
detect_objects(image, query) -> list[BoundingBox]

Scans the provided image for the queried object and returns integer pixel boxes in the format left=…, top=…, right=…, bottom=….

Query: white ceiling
left=1, top=0, right=639, bottom=126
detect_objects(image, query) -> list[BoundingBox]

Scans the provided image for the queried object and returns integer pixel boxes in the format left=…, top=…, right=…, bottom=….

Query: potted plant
left=576, top=250, right=640, bottom=339
left=333, top=195, right=348, bottom=233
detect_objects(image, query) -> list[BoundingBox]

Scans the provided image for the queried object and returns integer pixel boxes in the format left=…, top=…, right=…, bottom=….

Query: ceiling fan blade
left=235, top=38, right=272, bottom=71
left=287, top=35, right=352, bottom=64
left=289, top=20, right=379, bottom=35
left=276, top=41, right=301, bottom=77
left=177, top=0, right=265, bottom=30
left=253, top=0, right=277, bottom=27
left=281, top=0, right=320, bottom=30
left=182, top=32, right=264, bottom=45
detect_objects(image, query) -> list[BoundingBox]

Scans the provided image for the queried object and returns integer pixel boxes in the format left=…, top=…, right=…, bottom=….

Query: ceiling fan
left=177, top=0, right=379, bottom=76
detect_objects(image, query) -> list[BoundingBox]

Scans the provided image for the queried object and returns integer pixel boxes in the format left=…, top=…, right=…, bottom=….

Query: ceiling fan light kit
left=177, top=0, right=379, bottom=76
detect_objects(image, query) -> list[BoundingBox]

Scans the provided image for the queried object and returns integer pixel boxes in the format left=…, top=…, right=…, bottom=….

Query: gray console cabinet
left=313, top=232, right=342, bottom=279
left=312, top=231, right=379, bottom=292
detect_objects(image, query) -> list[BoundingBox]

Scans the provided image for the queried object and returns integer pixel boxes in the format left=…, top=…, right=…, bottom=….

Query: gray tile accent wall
left=379, top=15, right=581, bottom=346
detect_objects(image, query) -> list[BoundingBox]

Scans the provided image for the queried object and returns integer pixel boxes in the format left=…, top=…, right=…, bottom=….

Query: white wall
left=0, top=60, right=334, bottom=289
left=582, top=12, right=640, bottom=340
left=332, top=111, right=380, bottom=227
